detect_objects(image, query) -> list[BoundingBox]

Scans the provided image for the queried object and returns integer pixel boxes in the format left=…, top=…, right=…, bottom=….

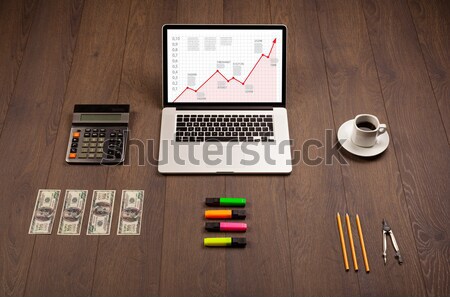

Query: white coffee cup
left=351, top=114, right=387, bottom=147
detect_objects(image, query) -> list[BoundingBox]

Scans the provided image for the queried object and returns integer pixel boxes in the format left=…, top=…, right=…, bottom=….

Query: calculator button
left=84, top=138, right=90, bottom=142
left=96, top=148, right=103, bottom=153
left=90, top=143, right=96, bottom=147
left=91, top=138, right=98, bottom=142
left=69, top=153, right=76, bottom=159
left=79, top=153, right=87, bottom=159
left=84, top=133, right=91, bottom=137
left=71, top=143, right=78, bottom=147
left=117, top=133, right=123, bottom=138
left=81, top=148, right=88, bottom=153
left=88, top=153, right=95, bottom=158
left=93, top=129, right=98, bottom=132
left=99, top=133, right=105, bottom=137
left=70, top=148, right=77, bottom=153
left=85, top=128, right=91, bottom=132
left=110, top=133, right=116, bottom=137
left=97, top=143, right=103, bottom=148
left=92, top=133, right=98, bottom=137
left=96, top=153, right=103, bottom=158
left=82, top=143, right=89, bottom=148
left=98, top=138, right=105, bottom=142
left=89, top=148, right=96, bottom=153
left=100, top=128, right=106, bottom=132
left=73, top=132, right=80, bottom=138
left=72, top=138, right=78, bottom=142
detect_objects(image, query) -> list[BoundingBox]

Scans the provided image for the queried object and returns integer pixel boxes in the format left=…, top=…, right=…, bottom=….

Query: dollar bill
left=29, top=189, right=61, bottom=234
left=117, top=190, right=144, bottom=235
left=87, top=190, right=115, bottom=235
left=57, top=190, right=88, bottom=235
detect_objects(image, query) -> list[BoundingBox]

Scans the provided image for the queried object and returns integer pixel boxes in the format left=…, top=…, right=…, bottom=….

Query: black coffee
left=357, top=121, right=376, bottom=131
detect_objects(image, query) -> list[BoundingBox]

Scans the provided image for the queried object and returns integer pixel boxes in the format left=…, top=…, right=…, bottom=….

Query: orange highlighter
left=204, top=210, right=246, bottom=220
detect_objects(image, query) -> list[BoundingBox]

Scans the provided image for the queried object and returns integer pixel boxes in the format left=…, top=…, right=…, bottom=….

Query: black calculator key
left=85, top=128, right=91, bottom=132
left=117, top=133, right=123, bottom=138
left=92, top=133, right=98, bottom=137
left=99, top=133, right=105, bottom=137
left=93, top=129, right=98, bottom=132
left=100, top=128, right=106, bottom=132
left=72, top=138, right=78, bottom=142
left=71, top=143, right=78, bottom=147
left=84, top=133, right=91, bottom=137
left=110, top=133, right=116, bottom=137
left=70, top=148, right=77, bottom=153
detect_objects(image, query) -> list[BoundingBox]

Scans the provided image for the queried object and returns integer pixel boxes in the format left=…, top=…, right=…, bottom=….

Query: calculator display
left=79, top=114, right=122, bottom=121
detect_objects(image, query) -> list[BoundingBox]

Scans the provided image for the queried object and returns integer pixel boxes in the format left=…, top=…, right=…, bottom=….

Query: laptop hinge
left=175, top=106, right=274, bottom=111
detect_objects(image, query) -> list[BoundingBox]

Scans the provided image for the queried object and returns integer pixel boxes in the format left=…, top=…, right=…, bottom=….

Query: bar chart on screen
left=167, top=29, right=283, bottom=103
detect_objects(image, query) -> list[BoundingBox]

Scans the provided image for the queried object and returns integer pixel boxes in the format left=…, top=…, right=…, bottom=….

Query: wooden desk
left=0, top=0, right=448, bottom=296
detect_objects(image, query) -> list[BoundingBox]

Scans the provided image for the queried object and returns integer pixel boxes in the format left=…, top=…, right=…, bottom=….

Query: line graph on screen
left=172, top=38, right=278, bottom=103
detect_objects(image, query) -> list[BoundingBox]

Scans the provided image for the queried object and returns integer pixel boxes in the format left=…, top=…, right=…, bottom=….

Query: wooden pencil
left=336, top=213, right=349, bottom=271
left=346, top=213, right=358, bottom=271
left=356, top=214, right=370, bottom=272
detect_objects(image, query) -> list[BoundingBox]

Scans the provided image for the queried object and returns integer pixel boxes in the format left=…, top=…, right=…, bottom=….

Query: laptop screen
left=163, top=25, right=286, bottom=106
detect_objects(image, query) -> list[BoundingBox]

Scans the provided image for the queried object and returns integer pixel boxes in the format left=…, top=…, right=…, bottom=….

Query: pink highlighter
left=205, top=222, right=247, bottom=232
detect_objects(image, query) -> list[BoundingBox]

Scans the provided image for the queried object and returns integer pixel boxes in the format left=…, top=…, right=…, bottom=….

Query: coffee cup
left=351, top=114, right=387, bottom=147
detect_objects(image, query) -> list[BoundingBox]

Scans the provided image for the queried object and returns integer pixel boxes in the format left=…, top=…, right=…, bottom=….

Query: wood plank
left=222, top=1, right=292, bottom=296
left=361, top=0, right=450, bottom=295
left=270, top=0, right=359, bottom=295
left=23, top=0, right=130, bottom=296
left=316, top=0, right=427, bottom=295
left=159, top=1, right=226, bottom=296
left=0, top=0, right=84, bottom=296
left=408, top=0, right=450, bottom=142
left=0, top=0, right=39, bottom=133
left=91, top=0, right=176, bottom=296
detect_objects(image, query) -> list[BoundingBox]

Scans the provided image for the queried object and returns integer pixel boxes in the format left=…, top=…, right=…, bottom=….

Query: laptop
left=158, top=24, right=292, bottom=174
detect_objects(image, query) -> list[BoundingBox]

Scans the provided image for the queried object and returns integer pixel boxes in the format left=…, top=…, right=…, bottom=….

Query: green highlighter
left=205, top=197, right=246, bottom=207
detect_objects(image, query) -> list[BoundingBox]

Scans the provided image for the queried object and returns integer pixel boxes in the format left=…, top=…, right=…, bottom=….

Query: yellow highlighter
left=204, top=237, right=246, bottom=248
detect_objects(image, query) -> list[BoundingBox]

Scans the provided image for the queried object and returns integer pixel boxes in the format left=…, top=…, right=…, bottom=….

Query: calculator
left=65, top=104, right=130, bottom=164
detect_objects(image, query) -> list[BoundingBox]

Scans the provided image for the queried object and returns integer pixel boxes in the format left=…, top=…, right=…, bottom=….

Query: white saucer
left=337, top=120, right=389, bottom=157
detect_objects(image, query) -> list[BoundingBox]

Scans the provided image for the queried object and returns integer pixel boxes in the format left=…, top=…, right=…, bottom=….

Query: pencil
left=356, top=214, right=370, bottom=272
left=346, top=213, right=358, bottom=271
left=336, top=213, right=349, bottom=271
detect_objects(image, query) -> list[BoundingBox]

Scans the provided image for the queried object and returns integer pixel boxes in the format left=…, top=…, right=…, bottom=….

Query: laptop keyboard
left=175, top=114, right=274, bottom=142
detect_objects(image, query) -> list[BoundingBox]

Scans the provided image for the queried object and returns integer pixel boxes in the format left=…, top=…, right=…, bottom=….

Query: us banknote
left=29, top=189, right=61, bottom=234
left=117, top=190, right=144, bottom=235
left=87, top=190, right=115, bottom=235
left=57, top=190, right=88, bottom=235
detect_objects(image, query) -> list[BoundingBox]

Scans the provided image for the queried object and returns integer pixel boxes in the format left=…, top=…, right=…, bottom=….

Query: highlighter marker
left=205, top=197, right=246, bottom=207
left=205, top=222, right=247, bottom=232
left=204, top=210, right=246, bottom=220
left=204, top=237, right=247, bottom=248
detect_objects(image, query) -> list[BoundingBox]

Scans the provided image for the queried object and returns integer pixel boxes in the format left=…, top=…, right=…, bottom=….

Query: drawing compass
left=382, top=219, right=403, bottom=265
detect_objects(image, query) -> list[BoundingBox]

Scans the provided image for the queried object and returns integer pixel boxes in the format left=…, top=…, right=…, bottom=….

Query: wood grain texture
left=362, top=0, right=450, bottom=295
left=159, top=1, right=227, bottom=296
left=0, top=0, right=38, bottom=133
left=0, top=0, right=448, bottom=296
left=223, top=1, right=292, bottom=296
left=24, top=0, right=130, bottom=296
left=91, top=0, right=176, bottom=296
left=408, top=0, right=450, bottom=143
left=0, top=0, right=84, bottom=296
left=270, top=0, right=359, bottom=295
left=316, top=0, right=426, bottom=295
